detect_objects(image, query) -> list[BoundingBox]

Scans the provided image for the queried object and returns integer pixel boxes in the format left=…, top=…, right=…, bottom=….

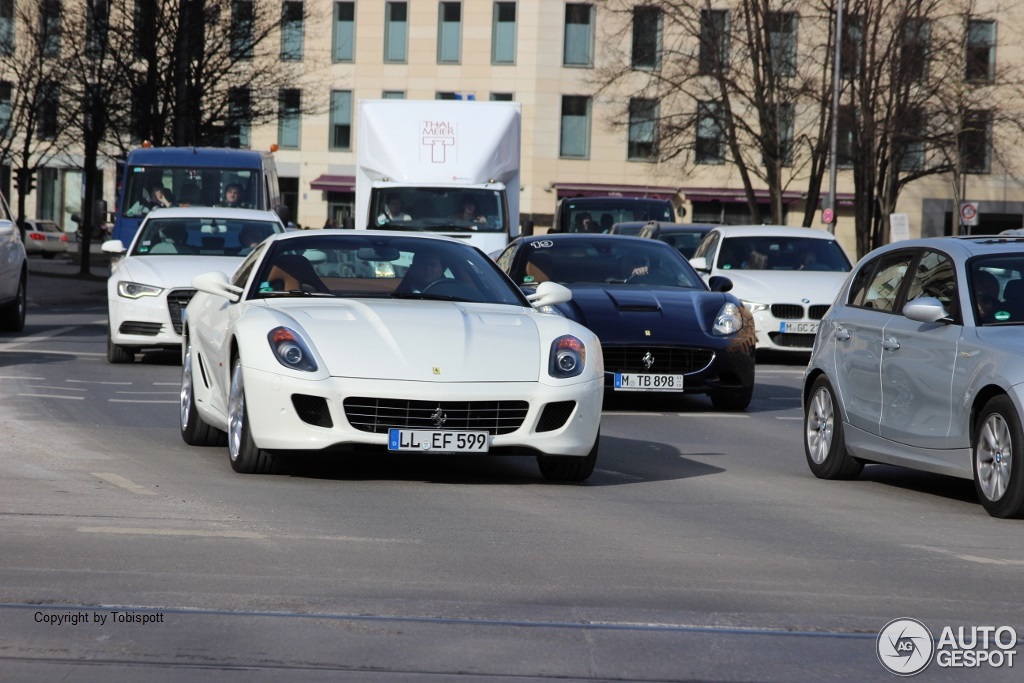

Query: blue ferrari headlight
left=549, top=335, right=585, bottom=378
left=713, top=302, right=744, bottom=335
left=267, top=326, right=318, bottom=372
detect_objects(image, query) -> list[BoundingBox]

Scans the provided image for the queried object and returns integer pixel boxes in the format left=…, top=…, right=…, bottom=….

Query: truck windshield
left=121, top=167, right=260, bottom=217
left=372, top=188, right=505, bottom=233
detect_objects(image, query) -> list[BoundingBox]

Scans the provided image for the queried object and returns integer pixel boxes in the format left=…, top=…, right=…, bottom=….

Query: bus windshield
left=121, top=167, right=261, bottom=217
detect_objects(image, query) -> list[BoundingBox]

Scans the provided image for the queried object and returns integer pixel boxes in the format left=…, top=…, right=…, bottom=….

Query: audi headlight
left=713, top=302, right=744, bottom=335
left=117, top=281, right=163, bottom=298
left=549, top=335, right=585, bottom=378
left=741, top=300, right=769, bottom=313
left=267, top=326, right=318, bottom=372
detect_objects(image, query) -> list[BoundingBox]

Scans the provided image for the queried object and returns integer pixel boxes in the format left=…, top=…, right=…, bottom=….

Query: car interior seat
left=267, top=254, right=330, bottom=293
left=1002, top=278, right=1024, bottom=319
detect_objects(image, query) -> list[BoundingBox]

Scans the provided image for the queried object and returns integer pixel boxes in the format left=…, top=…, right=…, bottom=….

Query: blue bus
left=113, top=147, right=287, bottom=243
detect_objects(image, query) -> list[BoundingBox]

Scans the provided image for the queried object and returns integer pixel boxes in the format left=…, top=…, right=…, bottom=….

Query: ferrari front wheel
left=537, top=432, right=599, bottom=482
left=227, top=356, right=279, bottom=474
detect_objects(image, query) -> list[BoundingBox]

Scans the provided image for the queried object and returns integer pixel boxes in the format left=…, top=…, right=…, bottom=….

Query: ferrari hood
left=718, top=270, right=848, bottom=305
left=566, top=285, right=707, bottom=333
left=119, top=255, right=243, bottom=289
left=276, top=299, right=541, bottom=381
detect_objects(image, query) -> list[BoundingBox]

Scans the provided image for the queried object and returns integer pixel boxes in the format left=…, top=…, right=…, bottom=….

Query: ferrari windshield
left=515, top=238, right=706, bottom=288
left=251, top=234, right=527, bottom=305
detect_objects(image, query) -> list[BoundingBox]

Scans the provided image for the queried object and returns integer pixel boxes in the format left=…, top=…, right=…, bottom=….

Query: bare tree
left=0, top=0, right=77, bottom=234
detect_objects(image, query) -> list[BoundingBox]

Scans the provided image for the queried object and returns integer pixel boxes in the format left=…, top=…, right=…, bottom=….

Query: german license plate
left=613, top=373, right=684, bottom=391
left=387, top=429, right=489, bottom=453
left=780, top=321, right=819, bottom=334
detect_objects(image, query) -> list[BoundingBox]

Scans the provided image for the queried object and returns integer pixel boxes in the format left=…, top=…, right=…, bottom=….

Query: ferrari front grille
left=602, top=346, right=715, bottom=374
left=343, top=398, right=529, bottom=435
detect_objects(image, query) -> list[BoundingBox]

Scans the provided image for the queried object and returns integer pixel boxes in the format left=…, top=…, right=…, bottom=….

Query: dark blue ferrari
left=496, top=234, right=757, bottom=410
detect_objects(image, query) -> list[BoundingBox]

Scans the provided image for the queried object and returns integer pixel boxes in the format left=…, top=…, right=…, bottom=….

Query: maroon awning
left=683, top=187, right=855, bottom=207
left=310, top=174, right=356, bottom=192
left=553, top=183, right=681, bottom=201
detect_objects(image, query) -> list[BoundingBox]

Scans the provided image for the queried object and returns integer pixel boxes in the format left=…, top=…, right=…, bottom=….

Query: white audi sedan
left=102, top=207, right=284, bottom=363
left=689, top=226, right=853, bottom=352
left=180, top=231, right=604, bottom=481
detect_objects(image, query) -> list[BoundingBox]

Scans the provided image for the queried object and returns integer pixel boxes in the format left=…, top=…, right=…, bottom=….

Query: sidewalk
left=26, top=243, right=110, bottom=307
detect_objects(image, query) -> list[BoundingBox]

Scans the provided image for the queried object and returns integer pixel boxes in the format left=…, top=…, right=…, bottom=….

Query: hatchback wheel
left=804, top=376, right=863, bottom=480
left=973, top=396, right=1024, bottom=518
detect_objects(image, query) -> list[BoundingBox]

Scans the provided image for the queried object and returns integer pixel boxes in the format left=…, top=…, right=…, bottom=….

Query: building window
left=698, top=9, right=729, bottom=75
left=0, top=81, right=11, bottom=135
left=332, top=2, right=355, bottom=62
left=133, top=0, right=156, bottom=59
left=437, top=2, right=462, bottom=64
left=280, top=1, right=304, bottom=61
left=767, top=12, right=797, bottom=78
left=278, top=89, right=301, bottom=149
left=841, top=15, right=862, bottom=77
left=563, top=4, right=594, bottom=67
left=86, top=0, right=109, bottom=57
left=436, top=91, right=474, bottom=100
left=836, top=104, right=855, bottom=167
left=490, top=92, right=514, bottom=101
left=41, top=0, right=61, bottom=58
left=775, top=103, right=794, bottom=166
left=329, top=90, right=352, bottom=150
left=492, top=2, right=516, bottom=65
left=0, top=0, right=13, bottom=56
left=628, top=98, right=658, bottom=161
left=961, top=109, right=992, bottom=173
left=897, top=107, right=925, bottom=171
left=631, top=6, right=661, bottom=70
left=695, top=101, right=724, bottom=164
left=38, top=81, right=59, bottom=139
left=966, top=20, right=996, bottom=83
left=231, top=0, right=255, bottom=60
left=228, top=87, right=251, bottom=148
left=384, top=2, right=408, bottom=63
left=382, top=90, right=405, bottom=99
left=901, top=18, right=929, bottom=82
left=560, top=95, right=591, bottom=158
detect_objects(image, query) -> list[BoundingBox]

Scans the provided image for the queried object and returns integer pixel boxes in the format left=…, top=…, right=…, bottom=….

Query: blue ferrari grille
left=603, top=346, right=715, bottom=374
left=342, top=398, right=529, bottom=435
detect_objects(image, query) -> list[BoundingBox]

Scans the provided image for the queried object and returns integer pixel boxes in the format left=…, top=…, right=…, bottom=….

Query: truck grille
left=603, top=346, right=714, bottom=374
left=343, top=398, right=529, bottom=435
left=166, top=288, right=197, bottom=335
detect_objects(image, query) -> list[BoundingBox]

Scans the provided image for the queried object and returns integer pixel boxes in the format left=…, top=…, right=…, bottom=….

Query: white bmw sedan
left=180, top=231, right=604, bottom=481
left=690, top=226, right=853, bottom=352
left=102, top=207, right=284, bottom=363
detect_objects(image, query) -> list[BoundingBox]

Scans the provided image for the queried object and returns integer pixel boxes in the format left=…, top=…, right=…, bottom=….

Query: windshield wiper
left=260, top=290, right=335, bottom=298
left=390, top=292, right=472, bottom=302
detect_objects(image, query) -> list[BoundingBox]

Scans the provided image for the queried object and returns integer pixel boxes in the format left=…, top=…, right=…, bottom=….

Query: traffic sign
left=960, top=202, right=979, bottom=226
left=822, top=208, right=835, bottom=224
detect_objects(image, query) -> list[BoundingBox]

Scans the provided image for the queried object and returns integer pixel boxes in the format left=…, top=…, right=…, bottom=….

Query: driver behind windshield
left=399, top=250, right=445, bottom=293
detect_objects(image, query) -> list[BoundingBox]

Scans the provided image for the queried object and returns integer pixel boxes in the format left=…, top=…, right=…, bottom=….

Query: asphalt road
left=1, top=259, right=1021, bottom=682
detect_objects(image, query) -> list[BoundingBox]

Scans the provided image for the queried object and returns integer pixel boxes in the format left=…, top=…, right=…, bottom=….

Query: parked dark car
left=636, top=222, right=716, bottom=259
left=495, top=234, right=756, bottom=410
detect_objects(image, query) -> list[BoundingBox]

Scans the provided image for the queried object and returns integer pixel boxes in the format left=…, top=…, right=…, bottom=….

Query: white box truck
left=356, top=99, right=521, bottom=254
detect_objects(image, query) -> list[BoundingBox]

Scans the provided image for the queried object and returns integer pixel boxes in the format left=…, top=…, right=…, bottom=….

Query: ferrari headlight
left=549, top=335, right=585, bottom=378
left=117, top=281, right=163, bottom=298
left=713, top=302, right=744, bottom=335
left=741, top=300, right=769, bottom=313
left=267, top=326, right=318, bottom=372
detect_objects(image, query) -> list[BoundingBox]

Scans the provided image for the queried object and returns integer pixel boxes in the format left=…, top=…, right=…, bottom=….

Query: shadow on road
left=859, top=464, right=980, bottom=506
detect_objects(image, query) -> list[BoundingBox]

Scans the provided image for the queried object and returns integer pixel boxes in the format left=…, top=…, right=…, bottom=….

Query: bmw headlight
left=549, top=335, right=585, bottom=378
left=741, top=300, right=769, bottom=313
left=117, top=281, right=163, bottom=298
left=267, top=326, right=318, bottom=372
left=713, top=302, right=744, bottom=335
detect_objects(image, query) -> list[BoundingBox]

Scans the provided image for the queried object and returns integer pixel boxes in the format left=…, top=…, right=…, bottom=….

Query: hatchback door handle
left=882, top=337, right=901, bottom=351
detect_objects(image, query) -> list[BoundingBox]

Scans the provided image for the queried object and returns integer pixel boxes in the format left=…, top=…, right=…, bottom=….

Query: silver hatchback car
left=802, top=234, right=1024, bottom=518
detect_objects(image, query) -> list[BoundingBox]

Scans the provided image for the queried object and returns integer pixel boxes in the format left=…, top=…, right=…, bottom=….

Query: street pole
left=827, top=0, right=845, bottom=234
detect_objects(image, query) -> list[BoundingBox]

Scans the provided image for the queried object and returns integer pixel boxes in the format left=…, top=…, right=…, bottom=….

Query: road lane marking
left=0, top=376, right=44, bottom=380
left=67, top=379, right=133, bottom=385
left=25, top=385, right=88, bottom=391
left=596, top=468, right=645, bottom=481
left=603, top=412, right=749, bottom=417
left=107, top=399, right=177, bottom=404
left=910, top=545, right=1024, bottom=566
left=0, top=324, right=80, bottom=347
left=92, top=472, right=156, bottom=496
left=78, top=526, right=262, bottom=539
left=153, top=382, right=180, bottom=386
left=16, top=393, right=85, bottom=400
left=0, top=349, right=105, bottom=357
left=115, top=391, right=179, bottom=395
left=776, top=416, right=803, bottom=420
